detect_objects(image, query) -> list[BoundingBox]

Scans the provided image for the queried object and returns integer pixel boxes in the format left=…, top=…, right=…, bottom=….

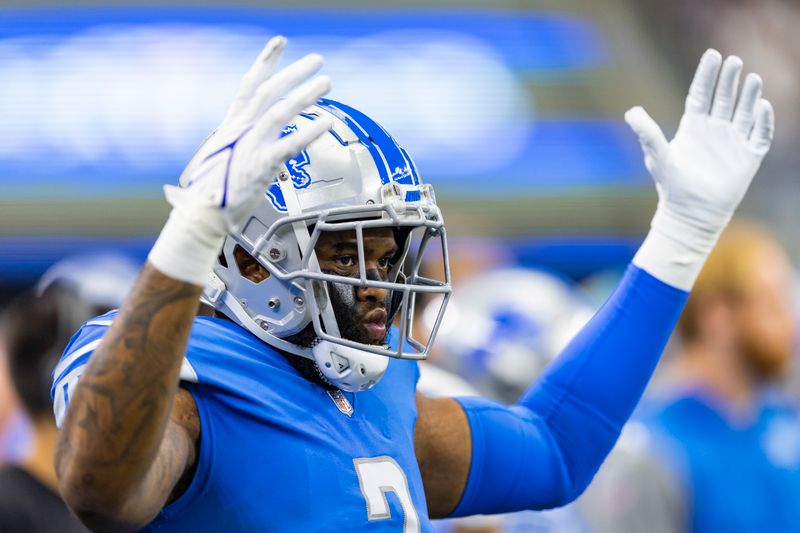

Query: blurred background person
left=578, top=221, right=800, bottom=533
left=0, top=340, right=31, bottom=466
left=0, top=252, right=138, bottom=531
left=0, top=288, right=91, bottom=532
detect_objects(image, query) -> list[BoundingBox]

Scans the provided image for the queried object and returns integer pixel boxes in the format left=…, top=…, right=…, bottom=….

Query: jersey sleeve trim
left=180, top=358, right=199, bottom=383
left=53, top=338, right=102, bottom=384
left=51, top=322, right=112, bottom=428
left=52, top=313, right=200, bottom=429
left=85, top=319, right=114, bottom=327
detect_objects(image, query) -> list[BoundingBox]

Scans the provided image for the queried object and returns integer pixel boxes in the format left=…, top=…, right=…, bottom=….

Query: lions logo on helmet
left=267, top=124, right=314, bottom=212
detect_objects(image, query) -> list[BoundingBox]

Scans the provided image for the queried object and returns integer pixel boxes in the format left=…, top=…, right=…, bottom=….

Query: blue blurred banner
left=0, top=6, right=646, bottom=199
left=0, top=6, right=649, bottom=282
left=0, top=7, right=607, bottom=69
left=0, top=236, right=151, bottom=282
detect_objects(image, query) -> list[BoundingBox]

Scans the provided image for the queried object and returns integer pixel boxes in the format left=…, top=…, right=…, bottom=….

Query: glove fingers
left=685, top=49, right=722, bottom=115
left=748, top=99, right=774, bottom=154
left=732, top=73, right=762, bottom=136
left=625, top=106, right=669, bottom=163
left=237, top=36, right=287, bottom=100
left=267, top=117, right=335, bottom=167
left=251, top=53, right=324, bottom=119
left=710, top=55, right=742, bottom=121
left=256, top=75, right=332, bottom=141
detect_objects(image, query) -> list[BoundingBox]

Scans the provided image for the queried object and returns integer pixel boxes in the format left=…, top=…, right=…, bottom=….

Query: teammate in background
left=51, top=37, right=774, bottom=532
left=425, top=267, right=593, bottom=404
left=579, top=222, right=800, bottom=533
left=0, top=339, right=31, bottom=465
left=0, top=253, right=139, bottom=532
left=0, top=289, right=91, bottom=532
left=35, top=252, right=140, bottom=314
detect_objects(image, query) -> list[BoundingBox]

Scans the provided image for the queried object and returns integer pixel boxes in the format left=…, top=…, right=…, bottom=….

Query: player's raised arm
left=54, top=37, right=333, bottom=531
left=416, top=50, right=775, bottom=517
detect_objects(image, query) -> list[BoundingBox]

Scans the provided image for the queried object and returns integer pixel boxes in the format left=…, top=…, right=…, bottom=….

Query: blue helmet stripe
left=313, top=99, right=391, bottom=184
left=399, top=147, right=421, bottom=184
left=325, top=99, right=420, bottom=186
left=315, top=98, right=419, bottom=185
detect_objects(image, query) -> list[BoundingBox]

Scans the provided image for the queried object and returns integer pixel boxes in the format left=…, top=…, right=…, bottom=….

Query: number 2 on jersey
left=354, top=456, right=420, bottom=533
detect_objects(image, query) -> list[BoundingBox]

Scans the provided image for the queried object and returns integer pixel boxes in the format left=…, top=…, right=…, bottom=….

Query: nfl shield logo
left=327, top=390, right=354, bottom=417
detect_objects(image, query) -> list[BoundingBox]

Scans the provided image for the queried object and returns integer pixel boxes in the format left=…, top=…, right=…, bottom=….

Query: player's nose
left=356, top=285, right=389, bottom=303
left=356, top=269, right=390, bottom=303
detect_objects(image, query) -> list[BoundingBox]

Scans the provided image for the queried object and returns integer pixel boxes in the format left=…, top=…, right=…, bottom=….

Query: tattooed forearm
left=55, top=262, right=203, bottom=527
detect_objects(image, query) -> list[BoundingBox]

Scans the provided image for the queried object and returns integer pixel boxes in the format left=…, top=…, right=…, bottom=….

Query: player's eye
left=335, top=256, right=355, bottom=268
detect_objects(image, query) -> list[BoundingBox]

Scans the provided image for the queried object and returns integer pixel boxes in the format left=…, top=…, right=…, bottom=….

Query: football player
left=51, top=37, right=774, bottom=531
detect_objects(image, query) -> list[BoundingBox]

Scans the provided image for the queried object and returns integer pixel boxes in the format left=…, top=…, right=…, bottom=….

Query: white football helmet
left=36, top=252, right=141, bottom=312
left=199, top=99, right=451, bottom=391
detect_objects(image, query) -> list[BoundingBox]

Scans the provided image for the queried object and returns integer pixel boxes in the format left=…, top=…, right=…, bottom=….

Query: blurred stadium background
left=2, top=0, right=800, bottom=530
left=2, top=0, right=798, bottom=293
left=3, top=0, right=783, bottom=294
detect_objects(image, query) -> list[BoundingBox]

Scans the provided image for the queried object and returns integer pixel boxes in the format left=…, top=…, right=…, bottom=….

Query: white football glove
left=627, top=49, right=775, bottom=290
left=149, top=36, right=333, bottom=285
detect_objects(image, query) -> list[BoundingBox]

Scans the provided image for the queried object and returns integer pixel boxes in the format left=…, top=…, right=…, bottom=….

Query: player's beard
left=284, top=274, right=391, bottom=348
left=739, top=332, right=793, bottom=382
left=328, top=278, right=391, bottom=346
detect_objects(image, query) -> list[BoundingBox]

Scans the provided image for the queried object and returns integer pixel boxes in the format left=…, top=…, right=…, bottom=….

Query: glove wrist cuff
left=633, top=206, right=725, bottom=291
left=148, top=207, right=227, bottom=287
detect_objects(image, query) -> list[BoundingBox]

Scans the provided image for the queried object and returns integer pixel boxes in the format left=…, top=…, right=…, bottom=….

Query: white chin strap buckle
left=311, top=340, right=389, bottom=392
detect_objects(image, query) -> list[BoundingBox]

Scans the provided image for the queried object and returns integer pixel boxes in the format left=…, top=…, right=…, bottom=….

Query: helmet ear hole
left=233, top=245, right=270, bottom=284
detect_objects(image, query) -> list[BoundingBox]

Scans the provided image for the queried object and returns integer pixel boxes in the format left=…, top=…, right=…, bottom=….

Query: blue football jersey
left=643, top=392, right=800, bottom=533
left=52, top=312, right=431, bottom=532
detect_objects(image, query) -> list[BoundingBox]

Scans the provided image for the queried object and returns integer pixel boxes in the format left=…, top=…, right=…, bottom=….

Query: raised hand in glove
left=149, top=36, right=333, bottom=286
left=626, top=49, right=774, bottom=290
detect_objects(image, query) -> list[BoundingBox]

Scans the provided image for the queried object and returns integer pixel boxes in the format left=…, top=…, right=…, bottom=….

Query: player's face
left=732, top=242, right=795, bottom=380
left=314, top=227, right=398, bottom=345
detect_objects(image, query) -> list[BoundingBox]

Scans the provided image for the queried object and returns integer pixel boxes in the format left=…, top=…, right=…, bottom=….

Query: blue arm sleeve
left=450, top=264, right=688, bottom=516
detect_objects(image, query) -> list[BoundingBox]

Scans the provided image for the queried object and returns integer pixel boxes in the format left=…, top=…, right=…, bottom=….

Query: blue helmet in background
left=425, top=267, right=594, bottom=403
